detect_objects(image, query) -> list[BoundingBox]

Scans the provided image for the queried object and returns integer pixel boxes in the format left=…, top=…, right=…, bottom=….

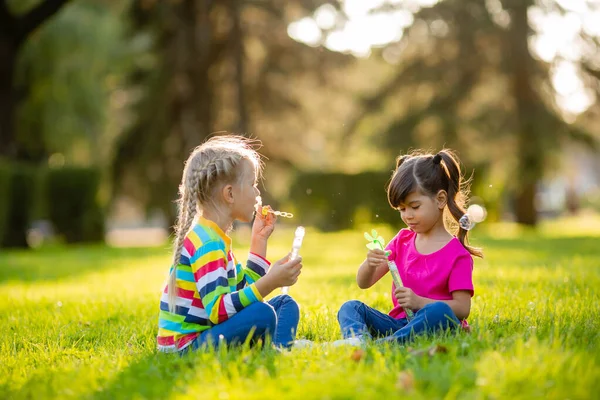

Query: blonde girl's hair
left=167, top=135, right=263, bottom=312
left=386, top=149, right=483, bottom=258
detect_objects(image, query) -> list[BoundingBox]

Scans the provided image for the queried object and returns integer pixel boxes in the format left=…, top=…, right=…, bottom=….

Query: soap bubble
left=459, top=214, right=476, bottom=230
left=459, top=203, right=487, bottom=230
left=467, top=204, right=487, bottom=223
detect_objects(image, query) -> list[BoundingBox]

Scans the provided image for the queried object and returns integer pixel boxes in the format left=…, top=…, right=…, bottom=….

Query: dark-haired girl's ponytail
left=437, top=150, right=483, bottom=258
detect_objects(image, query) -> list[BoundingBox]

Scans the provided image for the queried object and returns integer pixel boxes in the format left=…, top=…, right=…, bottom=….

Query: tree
left=339, top=0, right=599, bottom=225
left=0, top=0, right=70, bottom=160
left=112, top=0, right=350, bottom=223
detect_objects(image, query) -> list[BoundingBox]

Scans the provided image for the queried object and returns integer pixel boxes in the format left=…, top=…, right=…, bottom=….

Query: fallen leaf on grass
left=409, top=344, right=449, bottom=357
left=396, top=371, right=414, bottom=392
left=350, top=349, right=365, bottom=362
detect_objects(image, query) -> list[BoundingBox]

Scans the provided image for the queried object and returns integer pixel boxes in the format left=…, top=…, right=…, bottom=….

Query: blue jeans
left=337, top=300, right=460, bottom=344
left=188, top=295, right=300, bottom=351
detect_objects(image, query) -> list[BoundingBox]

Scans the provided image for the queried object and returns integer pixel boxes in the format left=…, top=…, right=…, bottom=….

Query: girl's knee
left=337, top=300, right=364, bottom=320
left=249, top=301, right=277, bottom=330
left=423, top=301, right=452, bottom=314
left=422, top=302, right=457, bottom=327
left=273, top=294, right=299, bottom=311
left=276, top=294, right=300, bottom=321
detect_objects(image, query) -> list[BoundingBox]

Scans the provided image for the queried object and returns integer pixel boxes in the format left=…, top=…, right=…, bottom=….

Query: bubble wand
left=256, top=196, right=294, bottom=218
left=364, top=229, right=414, bottom=321
left=282, top=226, right=305, bottom=294
left=255, top=197, right=302, bottom=294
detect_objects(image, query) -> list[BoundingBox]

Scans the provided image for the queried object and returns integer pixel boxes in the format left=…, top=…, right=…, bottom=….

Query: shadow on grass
left=90, top=352, right=182, bottom=400
left=90, top=343, right=283, bottom=400
left=0, top=245, right=168, bottom=284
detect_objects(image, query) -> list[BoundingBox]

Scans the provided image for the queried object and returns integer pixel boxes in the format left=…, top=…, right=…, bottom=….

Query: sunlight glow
left=314, top=4, right=337, bottom=30
left=288, top=17, right=322, bottom=47
left=552, top=61, right=595, bottom=115
left=288, top=0, right=599, bottom=116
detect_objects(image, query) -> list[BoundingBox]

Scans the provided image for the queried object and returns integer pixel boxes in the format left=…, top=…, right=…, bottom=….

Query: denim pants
left=337, top=300, right=461, bottom=344
left=188, top=295, right=300, bottom=351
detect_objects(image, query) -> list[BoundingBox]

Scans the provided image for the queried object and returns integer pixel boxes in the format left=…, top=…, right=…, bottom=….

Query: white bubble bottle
left=282, top=226, right=305, bottom=294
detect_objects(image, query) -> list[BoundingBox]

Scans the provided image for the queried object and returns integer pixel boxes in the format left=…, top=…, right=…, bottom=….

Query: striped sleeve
left=192, top=240, right=263, bottom=325
left=242, top=252, right=271, bottom=285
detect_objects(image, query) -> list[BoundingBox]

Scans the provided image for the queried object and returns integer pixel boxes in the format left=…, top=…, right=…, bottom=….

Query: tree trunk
left=0, top=0, right=70, bottom=159
left=0, top=0, right=71, bottom=248
left=0, top=33, right=17, bottom=157
left=231, top=0, right=248, bottom=134
left=505, top=0, right=540, bottom=226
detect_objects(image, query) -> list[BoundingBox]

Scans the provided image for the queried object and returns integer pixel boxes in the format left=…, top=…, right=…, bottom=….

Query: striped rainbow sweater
left=157, top=216, right=269, bottom=352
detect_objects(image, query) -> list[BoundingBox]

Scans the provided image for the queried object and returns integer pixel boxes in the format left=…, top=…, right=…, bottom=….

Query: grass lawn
left=1, top=217, right=599, bottom=399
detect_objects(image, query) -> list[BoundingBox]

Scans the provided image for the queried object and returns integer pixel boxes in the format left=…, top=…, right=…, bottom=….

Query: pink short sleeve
left=385, top=233, right=400, bottom=254
left=448, top=254, right=474, bottom=296
left=385, top=229, right=412, bottom=256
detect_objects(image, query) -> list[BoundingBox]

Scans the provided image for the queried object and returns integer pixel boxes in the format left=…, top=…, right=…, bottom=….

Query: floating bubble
left=459, top=214, right=476, bottom=230
left=467, top=204, right=487, bottom=223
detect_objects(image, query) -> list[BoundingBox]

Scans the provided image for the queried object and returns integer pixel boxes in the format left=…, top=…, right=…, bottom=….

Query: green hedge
left=289, top=171, right=399, bottom=231
left=0, top=162, right=37, bottom=247
left=45, top=167, right=105, bottom=243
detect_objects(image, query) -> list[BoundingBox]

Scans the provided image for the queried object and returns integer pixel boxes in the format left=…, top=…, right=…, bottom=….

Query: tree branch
left=340, top=59, right=429, bottom=140
left=15, top=0, right=71, bottom=46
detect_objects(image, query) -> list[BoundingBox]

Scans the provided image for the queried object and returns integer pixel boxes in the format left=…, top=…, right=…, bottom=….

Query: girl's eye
left=412, top=206, right=420, bottom=210
left=399, top=208, right=406, bottom=212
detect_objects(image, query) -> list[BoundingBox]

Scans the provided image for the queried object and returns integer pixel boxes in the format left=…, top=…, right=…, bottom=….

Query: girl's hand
left=366, top=249, right=388, bottom=270
left=252, top=205, right=276, bottom=240
left=268, top=253, right=302, bottom=287
left=394, top=287, right=423, bottom=310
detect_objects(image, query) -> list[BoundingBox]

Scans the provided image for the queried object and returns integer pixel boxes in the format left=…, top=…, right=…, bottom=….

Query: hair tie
left=432, top=153, right=442, bottom=165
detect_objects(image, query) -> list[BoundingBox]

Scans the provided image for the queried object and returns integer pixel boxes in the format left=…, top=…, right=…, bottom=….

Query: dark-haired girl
left=335, top=150, right=483, bottom=345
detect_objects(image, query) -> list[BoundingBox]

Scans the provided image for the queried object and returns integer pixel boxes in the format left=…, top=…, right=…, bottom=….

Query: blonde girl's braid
left=167, top=135, right=263, bottom=312
left=167, top=167, right=201, bottom=312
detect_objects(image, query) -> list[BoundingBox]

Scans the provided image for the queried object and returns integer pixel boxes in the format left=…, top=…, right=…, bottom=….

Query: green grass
left=1, top=217, right=600, bottom=399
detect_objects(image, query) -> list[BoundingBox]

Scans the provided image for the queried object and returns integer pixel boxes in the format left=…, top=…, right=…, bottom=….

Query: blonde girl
left=157, top=136, right=302, bottom=352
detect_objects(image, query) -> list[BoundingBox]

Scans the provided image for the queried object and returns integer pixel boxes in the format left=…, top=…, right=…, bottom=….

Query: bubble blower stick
left=263, top=209, right=294, bottom=218
left=254, top=197, right=301, bottom=294
left=255, top=196, right=294, bottom=218
left=282, top=226, right=305, bottom=295
left=364, top=229, right=414, bottom=321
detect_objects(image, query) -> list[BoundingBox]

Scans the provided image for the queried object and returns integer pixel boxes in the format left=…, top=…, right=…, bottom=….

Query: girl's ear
left=222, top=184, right=234, bottom=205
left=436, top=190, right=448, bottom=209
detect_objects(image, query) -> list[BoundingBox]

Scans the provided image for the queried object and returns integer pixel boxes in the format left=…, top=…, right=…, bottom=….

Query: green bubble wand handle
left=364, top=229, right=414, bottom=321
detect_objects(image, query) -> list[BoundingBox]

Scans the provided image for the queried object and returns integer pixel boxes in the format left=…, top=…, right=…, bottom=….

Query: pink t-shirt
left=386, top=229, right=474, bottom=321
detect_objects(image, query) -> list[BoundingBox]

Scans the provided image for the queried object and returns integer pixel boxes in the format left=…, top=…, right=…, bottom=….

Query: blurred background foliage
left=0, top=0, right=599, bottom=247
